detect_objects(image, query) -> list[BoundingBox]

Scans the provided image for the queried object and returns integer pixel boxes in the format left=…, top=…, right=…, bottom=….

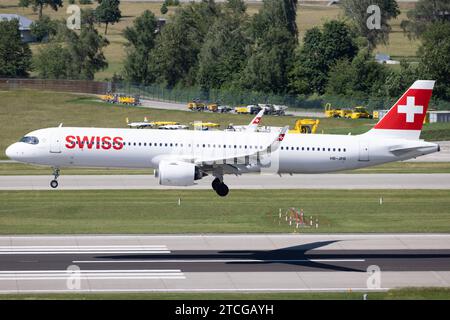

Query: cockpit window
left=19, top=136, right=39, bottom=145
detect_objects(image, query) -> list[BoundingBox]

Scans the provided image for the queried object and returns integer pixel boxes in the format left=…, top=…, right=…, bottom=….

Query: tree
left=401, top=0, right=450, bottom=39
left=384, top=61, right=418, bottom=98
left=30, top=15, right=58, bottom=42
left=289, top=20, right=358, bottom=95
left=18, top=0, right=30, bottom=9
left=238, top=0, right=298, bottom=93
left=418, top=22, right=450, bottom=100
left=33, top=42, right=72, bottom=79
left=34, top=24, right=109, bottom=80
left=19, top=0, right=63, bottom=19
left=153, top=0, right=221, bottom=87
left=123, top=10, right=158, bottom=84
left=197, top=0, right=249, bottom=89
left=0, top=19, right=32, bottom=77
left=325, top=49, right=387, bottom=97
left=160, top=3, right=168, bottom=15
left=95, top=0, right=121, bottom=35
left=340, top=0, right=400, bottom=49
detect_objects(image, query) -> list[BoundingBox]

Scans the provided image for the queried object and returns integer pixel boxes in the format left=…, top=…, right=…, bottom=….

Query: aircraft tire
left=50, top=180, right=58, bottom=189
left=216, top=183, right=229, bottom=197
left=212, top=178, right=221, bottom=191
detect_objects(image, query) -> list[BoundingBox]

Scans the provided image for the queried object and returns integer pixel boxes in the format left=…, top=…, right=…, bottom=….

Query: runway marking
left=0, top=245, right=171, bottom=255
left=72, top=259, right=366, bottom=263
left=0, top=269, right=185, bottom=280
left=0, top=251, right=171, bottom=255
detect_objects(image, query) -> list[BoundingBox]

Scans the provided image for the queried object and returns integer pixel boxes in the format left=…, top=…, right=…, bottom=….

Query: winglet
left=246, top=109, right=264, bottom=131
left=268, top=126, right=289, bottom=152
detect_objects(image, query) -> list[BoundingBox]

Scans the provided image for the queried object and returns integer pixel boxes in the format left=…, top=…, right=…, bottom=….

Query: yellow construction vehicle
left=288, top=119, right=320, bottom=134
left=234, top=106, right=250, bottom=114
left=152, top=121, right=180, bottom=126
left=187, top=101, right=206, bottom=111
left=345, top=106, right=373, bottom=119
left=100, top=93, right=115, bottom=103
left=207, top=103, right=218, bottom=112
left=324, top=103, right=342, bottom=118
left=190, top=122, right=220, bottom=130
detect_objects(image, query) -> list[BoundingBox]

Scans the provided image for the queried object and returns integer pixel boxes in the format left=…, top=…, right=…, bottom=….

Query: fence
left=0, top=78, right=114, bottom=95
left=1, top=78, right=449, bottom=111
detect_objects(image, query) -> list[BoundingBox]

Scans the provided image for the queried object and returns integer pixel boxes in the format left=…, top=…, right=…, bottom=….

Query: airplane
left=226, top=109, right=265, bottom=132
left=159, top=124, right=189, bottom=130
left=5, top=80, right=440, bottom=197
left=125, top=117, right=153, bottom=129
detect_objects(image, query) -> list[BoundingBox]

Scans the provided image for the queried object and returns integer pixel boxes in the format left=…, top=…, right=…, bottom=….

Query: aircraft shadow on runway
left=98, top=241, right=366, bottom=272
left=97, top=239, right=450, bottom=273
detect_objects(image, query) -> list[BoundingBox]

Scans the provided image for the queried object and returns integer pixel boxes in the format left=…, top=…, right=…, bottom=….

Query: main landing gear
left=212, top=177, right=229, bottom=197
left=50, top=168, right=60, bottom=189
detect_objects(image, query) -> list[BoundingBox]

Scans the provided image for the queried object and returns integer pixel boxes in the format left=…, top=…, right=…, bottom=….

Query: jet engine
left=158, top=160, right=206, bottom=186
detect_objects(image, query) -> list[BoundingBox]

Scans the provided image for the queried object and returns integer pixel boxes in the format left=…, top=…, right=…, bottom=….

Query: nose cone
left=5, top=143, right=19, bottom=160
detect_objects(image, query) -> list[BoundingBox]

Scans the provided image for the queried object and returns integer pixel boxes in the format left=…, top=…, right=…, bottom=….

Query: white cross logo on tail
left=397, top=96, right=423, bottom=123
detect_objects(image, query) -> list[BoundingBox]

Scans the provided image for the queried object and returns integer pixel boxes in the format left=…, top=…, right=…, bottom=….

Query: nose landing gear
left=50, top=168, right=60, bottom=189
left=212, top=177, right=229, bottom=197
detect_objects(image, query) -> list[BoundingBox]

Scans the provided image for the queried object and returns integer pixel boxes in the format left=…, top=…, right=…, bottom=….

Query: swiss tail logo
left=374, top=80, right=434, bottom=131
left=369, top=80, right=435, bottom=140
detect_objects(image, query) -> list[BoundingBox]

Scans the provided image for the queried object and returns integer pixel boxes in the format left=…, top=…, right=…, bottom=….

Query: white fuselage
left=5, top=126, right=439, bottom=174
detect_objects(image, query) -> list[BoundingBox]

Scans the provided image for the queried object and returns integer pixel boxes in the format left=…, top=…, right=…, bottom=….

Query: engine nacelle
left=158, top=160, right=205, bottom=186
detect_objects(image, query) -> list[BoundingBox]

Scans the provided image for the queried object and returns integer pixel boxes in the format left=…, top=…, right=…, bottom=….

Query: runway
left=1, top=173, right=450, bottom=190
left=0, top=234, right=449, bottom=293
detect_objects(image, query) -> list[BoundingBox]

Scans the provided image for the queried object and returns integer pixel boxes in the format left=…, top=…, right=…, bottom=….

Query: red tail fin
left=369, top=80, right=435, bottom=140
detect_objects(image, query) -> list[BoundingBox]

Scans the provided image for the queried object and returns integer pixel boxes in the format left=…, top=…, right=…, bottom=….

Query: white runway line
left=0, top=269, right=185, bottom=280
left=0, top=245, right=171, bottom=255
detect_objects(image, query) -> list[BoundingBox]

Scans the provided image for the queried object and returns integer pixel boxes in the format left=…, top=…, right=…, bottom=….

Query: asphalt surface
left=0, top=234, right=449, bottom=293
left=1, top=173, right=450, bottom=190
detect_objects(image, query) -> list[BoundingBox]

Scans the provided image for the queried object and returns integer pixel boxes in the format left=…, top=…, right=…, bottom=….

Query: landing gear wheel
left=215, top=183, right=229, bottom=197
left=50, top=167, right=60, bottom=189
left=50, top=180, right=58, bottom=189
left=212, top=178, right=221, bottom=191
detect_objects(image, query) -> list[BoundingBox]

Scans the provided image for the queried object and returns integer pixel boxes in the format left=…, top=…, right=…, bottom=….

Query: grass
left=2, top=161, right=450, bottom=176
left=0, top=1, right=420, bottom=80
left=0, top=189, right=449, bottom=234
left=0, top=288, right=449, bottom=300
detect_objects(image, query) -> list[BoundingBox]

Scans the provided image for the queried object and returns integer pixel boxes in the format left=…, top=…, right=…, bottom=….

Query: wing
left=194, top=126, right=288, bottom=165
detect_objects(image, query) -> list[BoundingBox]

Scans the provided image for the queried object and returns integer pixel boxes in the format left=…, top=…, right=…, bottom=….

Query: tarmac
left=0, top=234, right=448, bottom=293
left=1, top=173, right=450, bottom=190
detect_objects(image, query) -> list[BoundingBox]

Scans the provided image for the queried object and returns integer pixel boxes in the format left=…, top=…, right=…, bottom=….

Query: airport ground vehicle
left=288, top=119, right=320, bottom=134
left=235, top=105, right=261, bottom=114
left=187, top=101, right=207, bottom=111
left=6, top=81, right=439, bottom=197
left=324, top=103, right=344, bottom=118
left=100, top=93, right=141, bottom=106
left=345, top=106, right=373, bottom=119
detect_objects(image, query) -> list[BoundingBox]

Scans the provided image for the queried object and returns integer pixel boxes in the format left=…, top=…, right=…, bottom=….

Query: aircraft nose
left=5, top=143, right=19, bottom=160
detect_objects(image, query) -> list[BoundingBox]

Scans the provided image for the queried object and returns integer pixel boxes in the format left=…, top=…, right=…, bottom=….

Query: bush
left=79, top=0, right=93, bottom=5
left=30, top=15, right=57, bottom=42
left=160, top=3, right=168, bottom=15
